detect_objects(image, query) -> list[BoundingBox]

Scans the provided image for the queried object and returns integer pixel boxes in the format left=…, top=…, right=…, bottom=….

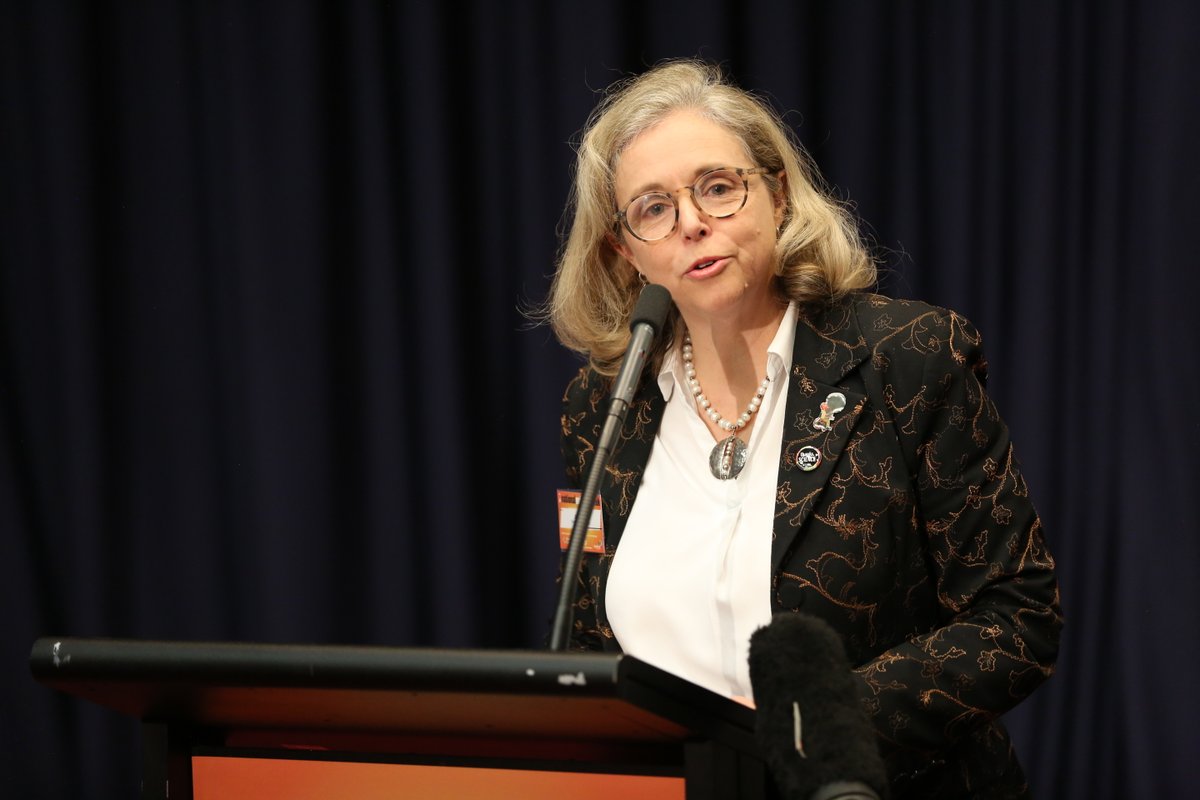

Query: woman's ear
left=606, top=231, right=636, bottom=265
left=773, top=170, right=788, bottom=229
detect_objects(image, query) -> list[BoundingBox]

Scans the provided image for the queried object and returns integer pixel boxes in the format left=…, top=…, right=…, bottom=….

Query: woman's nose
left=677, top=192, right=710, bottom=239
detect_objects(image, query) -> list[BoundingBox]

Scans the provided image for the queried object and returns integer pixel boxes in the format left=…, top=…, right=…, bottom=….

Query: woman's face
left=611, top=110, right=786, bottom=331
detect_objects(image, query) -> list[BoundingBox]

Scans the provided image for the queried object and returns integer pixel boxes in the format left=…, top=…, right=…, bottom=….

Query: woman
left=546, top=59, right=1061, bottom=798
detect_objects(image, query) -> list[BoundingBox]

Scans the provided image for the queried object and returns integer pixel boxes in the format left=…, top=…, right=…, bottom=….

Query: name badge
left=557, top=489, right=605, bottom=554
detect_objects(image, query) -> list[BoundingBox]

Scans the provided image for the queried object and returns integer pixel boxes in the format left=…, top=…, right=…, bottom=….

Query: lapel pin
left=796, top=446, right=822, bottom=471
left=813, top=392, right=847, bottom=432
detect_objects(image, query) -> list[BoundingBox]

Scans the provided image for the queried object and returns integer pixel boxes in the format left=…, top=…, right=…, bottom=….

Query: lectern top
left=30, top=637, right=757, bottom=752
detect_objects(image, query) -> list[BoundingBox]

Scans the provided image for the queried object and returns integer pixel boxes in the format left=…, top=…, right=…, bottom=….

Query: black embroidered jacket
left=560, top=294, right=1062, bottom=798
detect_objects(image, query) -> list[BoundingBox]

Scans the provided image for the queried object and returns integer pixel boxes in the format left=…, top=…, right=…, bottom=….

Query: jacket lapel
left=597, top=377, right=665, bottom=552
left=771, top=301, right=871, bottom=574
left=591, top=299, right=873, bottom=571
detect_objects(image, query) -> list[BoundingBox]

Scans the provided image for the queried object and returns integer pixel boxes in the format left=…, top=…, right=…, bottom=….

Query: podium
left=30, top=637, right=768, bottom=799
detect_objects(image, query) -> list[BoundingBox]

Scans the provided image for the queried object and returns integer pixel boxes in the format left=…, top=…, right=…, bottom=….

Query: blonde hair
left=545, top=59, right=876, bottom=376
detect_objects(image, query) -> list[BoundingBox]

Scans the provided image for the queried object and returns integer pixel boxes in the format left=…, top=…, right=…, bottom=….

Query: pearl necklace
left=682, top=334, right=770, bottom=480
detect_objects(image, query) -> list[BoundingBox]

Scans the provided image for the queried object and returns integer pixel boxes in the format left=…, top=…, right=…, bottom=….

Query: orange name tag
left=557, top=489, right=605, bottom=554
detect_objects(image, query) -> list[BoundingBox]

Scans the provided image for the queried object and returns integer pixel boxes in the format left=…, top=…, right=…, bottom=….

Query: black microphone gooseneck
left=548, top=284, right=672, bottom=652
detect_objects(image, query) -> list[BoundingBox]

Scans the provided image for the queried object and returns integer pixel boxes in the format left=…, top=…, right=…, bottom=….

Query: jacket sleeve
left=558, top=367, right=609, bottom=652
left=854, top=310, right=1062, bottom=754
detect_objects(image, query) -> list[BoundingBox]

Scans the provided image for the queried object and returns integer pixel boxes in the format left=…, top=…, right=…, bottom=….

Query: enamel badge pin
left=813, top=392, right=847, bottom=432
left=796, top=446, right=822, bottom=472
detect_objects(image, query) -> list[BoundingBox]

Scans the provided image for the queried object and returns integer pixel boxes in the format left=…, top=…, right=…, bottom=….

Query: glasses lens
left=626, top=193, right=676, bottom=241
left=695, top=170, right=747, bottom=217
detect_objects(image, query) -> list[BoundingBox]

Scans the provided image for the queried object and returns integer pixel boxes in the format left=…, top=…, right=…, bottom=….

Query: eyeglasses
left=614, top=167, right=771, bottom=242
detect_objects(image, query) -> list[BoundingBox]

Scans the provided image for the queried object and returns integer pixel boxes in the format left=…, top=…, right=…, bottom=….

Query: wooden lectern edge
left=28, top=636, right=758, bottom=753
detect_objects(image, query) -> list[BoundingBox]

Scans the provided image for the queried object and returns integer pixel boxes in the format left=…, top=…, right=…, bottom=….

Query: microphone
left=749, top=613, right=889, bottom=800
left=548, top=283, right=672, bottom=651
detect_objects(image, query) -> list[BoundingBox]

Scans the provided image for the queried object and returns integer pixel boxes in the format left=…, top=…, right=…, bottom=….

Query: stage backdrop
left=2, top=1, right=1197, bottom=797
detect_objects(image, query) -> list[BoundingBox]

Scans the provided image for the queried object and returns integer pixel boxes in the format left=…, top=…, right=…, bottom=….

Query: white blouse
left=606, top=303, right=797, bottom=700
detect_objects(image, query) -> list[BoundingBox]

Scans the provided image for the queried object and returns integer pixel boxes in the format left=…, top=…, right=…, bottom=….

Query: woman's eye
left=702, top=180, right=735, bottom=198
left=635, top=195, right=672, bottom=218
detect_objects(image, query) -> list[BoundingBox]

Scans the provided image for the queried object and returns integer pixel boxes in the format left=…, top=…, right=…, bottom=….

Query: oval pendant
left=709, top=435, right=748, bottom=480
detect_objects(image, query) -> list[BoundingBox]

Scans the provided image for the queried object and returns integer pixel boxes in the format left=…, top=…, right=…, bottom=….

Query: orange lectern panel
left=193, top=756, right=685, bottom=800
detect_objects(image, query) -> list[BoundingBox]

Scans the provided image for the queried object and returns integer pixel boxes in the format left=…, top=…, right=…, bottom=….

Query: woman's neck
left=681, top=301, right=788, bottom=439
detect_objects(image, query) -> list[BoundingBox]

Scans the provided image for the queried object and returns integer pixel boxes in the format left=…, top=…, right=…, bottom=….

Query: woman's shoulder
left=835, top=293, right=989, bottom=397
left=827, top=292, right=984, bottom=356
left=562, top=365, right=609, bottom=414
left=798, top=293, right=988, bottom=392
left=843, top=292, right=963, bottom=332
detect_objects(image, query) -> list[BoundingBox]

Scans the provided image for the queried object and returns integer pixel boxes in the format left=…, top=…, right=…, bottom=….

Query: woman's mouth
left=687, top=257, right=727, bottom=277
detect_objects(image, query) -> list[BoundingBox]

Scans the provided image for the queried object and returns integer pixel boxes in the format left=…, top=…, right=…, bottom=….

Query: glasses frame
left=614, top=166, right=772, bottom=242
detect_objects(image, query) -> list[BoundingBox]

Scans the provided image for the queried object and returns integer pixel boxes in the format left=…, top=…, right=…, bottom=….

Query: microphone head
left=749, top=613, right=889, bottom=800
left=628, top=283, right=672, bottom=333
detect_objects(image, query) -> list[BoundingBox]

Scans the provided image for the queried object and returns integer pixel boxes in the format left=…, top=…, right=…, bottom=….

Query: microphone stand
left=548, top=284, right=671, bottom=652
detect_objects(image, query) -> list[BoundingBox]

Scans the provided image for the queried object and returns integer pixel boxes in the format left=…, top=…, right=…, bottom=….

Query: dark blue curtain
left=2, top=1, right=1196, bottom=796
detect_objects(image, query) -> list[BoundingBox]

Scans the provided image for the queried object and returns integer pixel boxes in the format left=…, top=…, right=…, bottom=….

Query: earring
left=637, top=272, right=648, bottom=286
